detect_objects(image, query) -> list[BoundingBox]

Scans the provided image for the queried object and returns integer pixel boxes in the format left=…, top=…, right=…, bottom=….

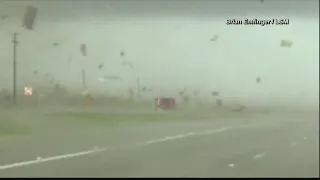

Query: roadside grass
left=0, top=120, right=30, bottom=137
left=49, top=111, right=218, bottom=125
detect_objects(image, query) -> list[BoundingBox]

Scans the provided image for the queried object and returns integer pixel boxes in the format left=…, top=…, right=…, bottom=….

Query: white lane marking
left=136, top=126, right=239, bottom=146
left=252, top=153, right=266, bottom=160
left=187, top=132, right=195, bottom=136
left=137, top=132, right=196, bottom=145
left=0, top=123, right=267, bottom=171
left=197, top=127, right=231, bottom=135
left=228, top=164, right=235, bottom=167
left=0, top=147, right=113, bottom=170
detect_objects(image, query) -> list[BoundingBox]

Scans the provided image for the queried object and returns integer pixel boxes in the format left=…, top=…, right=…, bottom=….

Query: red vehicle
left=154, top=97, right=176, bottom=110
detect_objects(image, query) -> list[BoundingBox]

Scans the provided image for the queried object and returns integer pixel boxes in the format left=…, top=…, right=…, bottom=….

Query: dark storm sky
left=1, top=0, right=318, bottom=20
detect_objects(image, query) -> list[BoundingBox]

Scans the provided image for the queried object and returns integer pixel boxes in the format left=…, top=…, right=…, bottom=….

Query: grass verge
left=0, top=120, right=30, bottom=137
left=50, top=111, right=217, bottom=125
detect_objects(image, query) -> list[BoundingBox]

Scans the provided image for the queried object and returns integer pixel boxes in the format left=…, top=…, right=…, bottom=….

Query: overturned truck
left=153, top=97, right=177, bottom=111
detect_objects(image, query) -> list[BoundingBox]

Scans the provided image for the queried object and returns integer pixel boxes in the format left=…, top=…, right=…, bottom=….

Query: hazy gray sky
left=0, top=0, right=319, bottom=21
left=0, top=0, right=318, bottom=108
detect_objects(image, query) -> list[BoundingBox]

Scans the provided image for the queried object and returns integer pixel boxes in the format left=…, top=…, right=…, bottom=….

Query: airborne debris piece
left=183, top=95, right=189, bottom=103
left=80, top=44, right=87, bottom=56
left=52, top=42, right=59, bottom=47
left=98, top=63, right=104, bottom=69
left=24, top=86, right=33, bottom=96
left=210, top=34, right=219, bottom=42
left=154, top=97, right=177, bottom=110
left=253, top=153, right=266, bottom=159
left=103, top=75, right=122, bottom=80
left=231, top=104, right=246, bottom=112
left=212, top=91, right=220, bottom=96
left=280, top=40, right=292, bottom=48
left=179, top=91, right=184, bottom=96
left=141, top=86, right=152, bottom=92
left=0, top=89, right=10, bottom=102
left=216, top=99, right=223, bottom=106
left=33, top=70, right=38, bottom=75
left=122, top=61, right=133, bottom=68
left=98, top=77, right=105, bottom=82
left=120, top=51, right=125, bottom=57
left=1, top=15, right=8, bottom=20
left=260, top=0, right=264, bottom=3
left=82, top=89, right=89, bottom=95
left=22, top=6, right=38, bottom=30
left=256, top=76, right=261, bottom=84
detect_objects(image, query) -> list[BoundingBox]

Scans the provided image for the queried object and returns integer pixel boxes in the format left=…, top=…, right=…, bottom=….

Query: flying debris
left=80, top=44, right=87, bottom=56
left=33, top=70, right=38, bottom=75
left=98, top=77, right=105, bottom=82
left=231, top=104, right=246, bottom=112
left=122, top=61, right=134, bottom=68
left=98, top=63, right=104, bottom=69
left=280, top=40, right=292, bottom=48
left=210, top=34, right=219, bottom=42
left=52, top=42, right=59, bottom=47
left=1, top=14, right=8, bottom=20
left=256, top=76, right=261, bottom=84
left=216, top=99, right=223, bottom=106
left=99, top=75, right=122, bottom=82
left=183, top=95, right=190, bottom=103
left=120, top=51, right=125, bottom=57
left=179, top=91, right=184, bottom=96
left=211, top=91, right=220, bottom=96
left=82, top=89, right=89, bottom=95
left=141, top=86, right=152, bottom=93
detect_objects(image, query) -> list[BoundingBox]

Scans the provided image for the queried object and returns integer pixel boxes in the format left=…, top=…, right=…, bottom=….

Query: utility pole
left=12, top=32, right=18, bottom=105
left=136, top=77, right=141, bottom=99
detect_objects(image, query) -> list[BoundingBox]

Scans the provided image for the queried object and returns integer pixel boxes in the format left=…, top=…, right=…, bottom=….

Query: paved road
left=0, top=111, right=318, bottom=177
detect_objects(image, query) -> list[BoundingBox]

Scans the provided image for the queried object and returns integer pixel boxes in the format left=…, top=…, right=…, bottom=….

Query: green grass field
left=49, top=111, right=221, bottom=125
left=0, top=120, right=30, bottom=137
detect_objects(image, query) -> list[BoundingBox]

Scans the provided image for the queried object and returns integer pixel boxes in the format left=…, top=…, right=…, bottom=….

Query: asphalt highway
left=0, top=111, right=318, bottom=177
